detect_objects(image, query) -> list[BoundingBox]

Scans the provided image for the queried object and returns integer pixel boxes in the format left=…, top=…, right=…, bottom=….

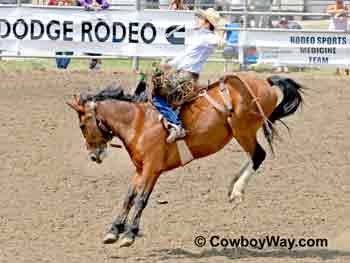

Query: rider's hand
left=162, top=63, right=172, bottom=71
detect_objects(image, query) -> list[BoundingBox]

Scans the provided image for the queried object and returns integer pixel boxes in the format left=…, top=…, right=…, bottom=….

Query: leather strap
left=200, top=79, right=232, bottom=114
left=176, top=139, right=194, bottom=166
left=219, top=79, right=233, bottom=112
left=200, top=91, right=227, bottom=113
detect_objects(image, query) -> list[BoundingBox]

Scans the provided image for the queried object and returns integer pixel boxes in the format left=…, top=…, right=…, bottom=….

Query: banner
left=243, top=30, right=350, bottom=66
left=2, top=6, right=350, bottom=66
left=0, top=7, right=194, bottom=57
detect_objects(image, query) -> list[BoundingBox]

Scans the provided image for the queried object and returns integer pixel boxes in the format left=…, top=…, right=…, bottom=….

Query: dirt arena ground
left=1, top=70, right=350, bottom=263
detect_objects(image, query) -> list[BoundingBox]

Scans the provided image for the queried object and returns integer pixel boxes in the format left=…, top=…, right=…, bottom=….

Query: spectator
left=48, top=0, right=75, bottom=6
left=327, top=2, right=349, bottom=75
left=78, top=0, right=110, bottom=71
left=48, top=0, right=75, bottom=69
left=222, top=17, right=241, bottom=60
left=77, top=0, right=109, bottom=11
left=273, top=17, right=290, bottom=73
left=169, top=0, right=188, bottom=10
left=249, top=0, right=273, bottom=28
left=183, top=0, right=194, bottom=10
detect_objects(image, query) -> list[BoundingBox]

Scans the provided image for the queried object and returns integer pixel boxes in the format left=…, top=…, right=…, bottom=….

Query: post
left=239, top=0, right=248, bottom=71
left=194, top=0, right=199, bottom=9
left=224, top=60, right=228, bottom=72
left=132, top=0, right=141, bottom=71
left=15, top=0, right=22, bottom=57
left=223, top=0, right=230, bottom=73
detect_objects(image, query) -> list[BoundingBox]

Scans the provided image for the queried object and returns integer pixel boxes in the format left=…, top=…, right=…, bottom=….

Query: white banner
left=243, top=30, right=350, bottom=66
left=0, top=7, right=194, bottom=57
left=2, top=7, right=350, bottom=66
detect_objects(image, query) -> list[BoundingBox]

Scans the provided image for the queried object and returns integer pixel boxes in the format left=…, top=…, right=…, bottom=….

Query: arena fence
left=0, top=0, right=348, bottom=71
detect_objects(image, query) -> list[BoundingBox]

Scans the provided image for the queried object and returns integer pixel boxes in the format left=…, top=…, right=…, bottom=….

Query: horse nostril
left=90, top=155, right=97, bottom=162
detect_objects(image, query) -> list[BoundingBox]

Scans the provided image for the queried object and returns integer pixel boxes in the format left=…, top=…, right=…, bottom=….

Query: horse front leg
left=118, top=170, right=160, bottom=248
left=103, top=172, right=140, bottom=244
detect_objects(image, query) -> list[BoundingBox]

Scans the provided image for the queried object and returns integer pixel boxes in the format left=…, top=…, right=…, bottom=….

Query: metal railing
left=0, top=0, right=346, bottom=71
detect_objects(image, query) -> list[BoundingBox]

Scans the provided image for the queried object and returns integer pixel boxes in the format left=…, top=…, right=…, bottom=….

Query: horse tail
left=263, top=75, right=304, bottom=151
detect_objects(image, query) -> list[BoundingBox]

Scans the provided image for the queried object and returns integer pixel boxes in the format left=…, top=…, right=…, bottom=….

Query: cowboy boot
left=166, top=123, right=186, bottom=143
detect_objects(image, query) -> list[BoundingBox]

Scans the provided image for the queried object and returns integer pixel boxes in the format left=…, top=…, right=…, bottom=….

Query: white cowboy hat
left=196, top=8, right=226, bottom=30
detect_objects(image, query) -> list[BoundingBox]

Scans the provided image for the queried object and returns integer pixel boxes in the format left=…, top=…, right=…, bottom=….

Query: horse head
left=67, top=94, right=112, bottom=164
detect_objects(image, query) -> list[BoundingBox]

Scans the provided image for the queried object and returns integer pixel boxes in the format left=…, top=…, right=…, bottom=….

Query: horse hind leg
left=228, top=134, right=266, bottom=207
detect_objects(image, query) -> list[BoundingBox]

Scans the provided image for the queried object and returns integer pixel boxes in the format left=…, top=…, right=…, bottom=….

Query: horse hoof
left=103, top=232, right=118, bottom=244
left=118, top=232, right=135, bottom=248
left=229, top=191, right=244, bottom=208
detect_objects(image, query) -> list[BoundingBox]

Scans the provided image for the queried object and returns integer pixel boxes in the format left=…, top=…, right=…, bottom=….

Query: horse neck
left=97, top=100, right=139, bottom=146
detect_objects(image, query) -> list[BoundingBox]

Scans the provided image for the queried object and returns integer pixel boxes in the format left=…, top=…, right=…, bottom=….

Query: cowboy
left=151, top=8, right=226, bottom=143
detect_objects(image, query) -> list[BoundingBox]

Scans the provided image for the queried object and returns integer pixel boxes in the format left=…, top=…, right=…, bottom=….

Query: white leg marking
left=103, top=232, right=118, bottom=244
left=230, top=161, right=255, bottom=204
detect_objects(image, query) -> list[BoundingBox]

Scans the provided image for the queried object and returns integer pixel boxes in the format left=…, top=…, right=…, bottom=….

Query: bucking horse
left=67, top=72, right=304, bottom=247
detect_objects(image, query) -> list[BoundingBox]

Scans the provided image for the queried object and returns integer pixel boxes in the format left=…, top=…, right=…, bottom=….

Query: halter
left=96, top=117, right=114, bottom=140
left=87, top=101, right=114, bottom=141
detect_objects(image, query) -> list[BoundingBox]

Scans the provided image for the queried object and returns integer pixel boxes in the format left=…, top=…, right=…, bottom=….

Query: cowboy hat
left=196, top=8, right=227, bottom=30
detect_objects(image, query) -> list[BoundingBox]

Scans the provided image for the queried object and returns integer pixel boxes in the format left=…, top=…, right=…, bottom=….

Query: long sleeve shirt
left=168, top=28, right=218, bottom=74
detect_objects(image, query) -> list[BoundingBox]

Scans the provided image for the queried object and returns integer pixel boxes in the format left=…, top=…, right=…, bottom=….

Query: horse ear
left=66, top=95, right=85, bottom=113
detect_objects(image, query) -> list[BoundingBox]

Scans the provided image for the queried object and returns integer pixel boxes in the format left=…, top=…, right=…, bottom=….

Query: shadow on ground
left=145, top=247, right=350, bottom=261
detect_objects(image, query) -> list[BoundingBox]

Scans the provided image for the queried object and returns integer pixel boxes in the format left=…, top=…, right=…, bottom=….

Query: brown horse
left=67, top=73, right=303, bottom=247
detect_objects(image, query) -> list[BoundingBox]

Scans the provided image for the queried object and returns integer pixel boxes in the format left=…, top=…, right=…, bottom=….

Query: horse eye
left=80, top=124, right=86, bottom=130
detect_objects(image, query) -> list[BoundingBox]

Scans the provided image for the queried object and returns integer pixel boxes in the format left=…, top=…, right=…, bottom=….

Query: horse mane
left=80, top=83, right=148, bottom=104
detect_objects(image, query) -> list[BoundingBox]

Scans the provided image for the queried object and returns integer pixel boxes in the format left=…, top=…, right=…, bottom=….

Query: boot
left=166, top=124, right=186, bottom=143
left=134, top=72, right=146, bottom=96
